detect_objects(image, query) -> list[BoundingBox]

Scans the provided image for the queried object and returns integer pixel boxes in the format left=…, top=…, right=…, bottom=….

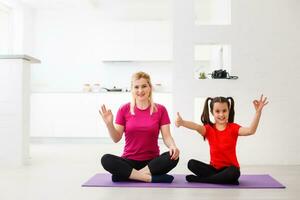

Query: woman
left=99, top=71, right=179, bottom=183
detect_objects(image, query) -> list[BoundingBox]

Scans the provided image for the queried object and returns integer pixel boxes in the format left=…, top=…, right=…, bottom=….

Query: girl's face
left=132, top=78, right=151, bottom=102
left=212, top=102, right=229, bottom=125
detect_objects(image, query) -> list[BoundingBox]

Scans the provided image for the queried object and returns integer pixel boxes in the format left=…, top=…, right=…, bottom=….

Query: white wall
left=31, top=7, right=173, bottom=92
left=0, top=0, right=35, bottom=54
left=3, top=0, right=300, bottom=165
left=0, top=2, right=12, bottom=54
left=173, top=0, right=300, bottom=165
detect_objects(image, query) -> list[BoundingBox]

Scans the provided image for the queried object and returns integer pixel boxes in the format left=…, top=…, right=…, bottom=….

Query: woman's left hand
left=253, top=94, right=269, bottom=112
left=169, top=146, right=180, bottom=160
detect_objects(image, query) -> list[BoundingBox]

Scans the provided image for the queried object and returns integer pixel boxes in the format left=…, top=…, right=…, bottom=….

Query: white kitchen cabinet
left=50, top=94, right=105, bottom=137
left=30, top=92, right=172, bottom=138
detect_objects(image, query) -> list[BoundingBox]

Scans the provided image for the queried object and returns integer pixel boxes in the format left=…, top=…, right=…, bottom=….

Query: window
left=194, top=0, right=231, bottom=25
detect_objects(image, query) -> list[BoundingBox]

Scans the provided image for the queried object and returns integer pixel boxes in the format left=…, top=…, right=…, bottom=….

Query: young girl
left=175, top=95, right=268, bottom=185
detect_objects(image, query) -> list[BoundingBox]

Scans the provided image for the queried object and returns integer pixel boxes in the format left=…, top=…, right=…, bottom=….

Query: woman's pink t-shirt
left=115, top=103, right=170, bottom=161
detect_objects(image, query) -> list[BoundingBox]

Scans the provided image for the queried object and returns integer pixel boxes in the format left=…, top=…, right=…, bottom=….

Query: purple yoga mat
left=82, top=174, right=285, bottom=189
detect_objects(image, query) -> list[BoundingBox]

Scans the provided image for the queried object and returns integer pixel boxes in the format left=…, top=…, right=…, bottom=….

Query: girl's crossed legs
left=186, top=159, right=240, bottom=185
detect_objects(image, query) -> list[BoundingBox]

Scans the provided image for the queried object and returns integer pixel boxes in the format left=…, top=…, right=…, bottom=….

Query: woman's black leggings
left=101, top=152, right=179, bottom=182
left=187, top=159, right=240, bottom=184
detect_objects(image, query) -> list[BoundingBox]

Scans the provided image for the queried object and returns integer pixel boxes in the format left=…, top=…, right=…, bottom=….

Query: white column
left=0, top=55, right=40, bottom=167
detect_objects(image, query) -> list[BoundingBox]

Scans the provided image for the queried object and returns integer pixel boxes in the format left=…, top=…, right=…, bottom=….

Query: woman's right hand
left=175, top=112, right=183, bottom=127
left=99, top=104, right=113, bottom=126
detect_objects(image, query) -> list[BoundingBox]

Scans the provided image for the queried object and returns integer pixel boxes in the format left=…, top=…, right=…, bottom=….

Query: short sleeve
left=231, top=123, right=241, bottom=137
left=115, top=105, right=127, bottom=126
left=204, top=124, right=211, bottom=138
left=159, top=105, right=171, bottom=126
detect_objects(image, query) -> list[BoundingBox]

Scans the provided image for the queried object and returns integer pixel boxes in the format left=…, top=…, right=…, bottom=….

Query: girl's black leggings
left=187, top=159, right=240, bottom=184
left=101, top=152, right=179, bottom=182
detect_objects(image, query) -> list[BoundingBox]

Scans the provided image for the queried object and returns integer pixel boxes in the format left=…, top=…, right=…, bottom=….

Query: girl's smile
left=212, top=102, right=229, bottom=124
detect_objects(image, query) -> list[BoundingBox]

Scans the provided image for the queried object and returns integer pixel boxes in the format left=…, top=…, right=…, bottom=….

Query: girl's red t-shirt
left=204, top=123, right=241, bottom=169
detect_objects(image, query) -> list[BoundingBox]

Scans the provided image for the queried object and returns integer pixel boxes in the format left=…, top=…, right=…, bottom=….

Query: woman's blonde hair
left=130, top=71, right=157, bottom=115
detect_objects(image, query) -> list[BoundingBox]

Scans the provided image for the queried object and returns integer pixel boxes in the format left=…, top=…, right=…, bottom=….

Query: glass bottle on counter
left=83, top=84, right=92, bottom=92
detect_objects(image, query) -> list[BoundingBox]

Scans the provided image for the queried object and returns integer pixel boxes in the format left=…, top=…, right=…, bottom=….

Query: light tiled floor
left=0, top=143, right=298, bottom=200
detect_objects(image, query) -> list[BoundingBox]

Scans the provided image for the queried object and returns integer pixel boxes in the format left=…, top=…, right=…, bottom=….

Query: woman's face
left=132, top=78, right=151, bottom=102
left=212, top=102, right=229, bottom=125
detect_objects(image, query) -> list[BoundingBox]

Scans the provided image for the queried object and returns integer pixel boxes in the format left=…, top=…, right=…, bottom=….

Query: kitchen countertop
left=0, top=54, right=41, bottom=63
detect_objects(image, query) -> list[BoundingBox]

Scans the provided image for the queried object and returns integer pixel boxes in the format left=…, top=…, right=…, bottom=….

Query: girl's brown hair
left=201, top=96, right=235, bottom=126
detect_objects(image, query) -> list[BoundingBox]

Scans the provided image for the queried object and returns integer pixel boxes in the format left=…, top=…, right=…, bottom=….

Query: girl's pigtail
left=227, top=97, right=235, bottom=123
left=201, top=97, right=213, bottom=126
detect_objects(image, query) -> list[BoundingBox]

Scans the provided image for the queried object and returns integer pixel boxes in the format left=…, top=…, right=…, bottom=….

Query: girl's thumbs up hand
left=175, top=112, right=183, bottom=127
